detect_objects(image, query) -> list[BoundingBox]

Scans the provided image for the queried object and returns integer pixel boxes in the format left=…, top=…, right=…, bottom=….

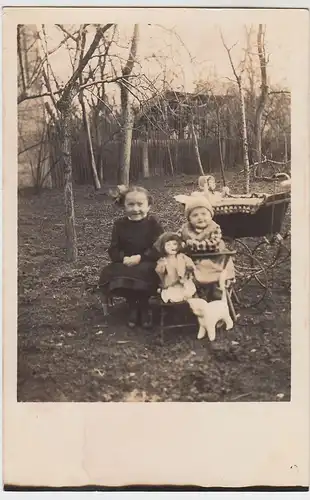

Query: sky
left=39, top=21, right=290, bottom=107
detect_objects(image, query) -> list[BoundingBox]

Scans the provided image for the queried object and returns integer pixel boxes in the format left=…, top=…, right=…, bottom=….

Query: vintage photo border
left=2, top=3, right=310, bottom=489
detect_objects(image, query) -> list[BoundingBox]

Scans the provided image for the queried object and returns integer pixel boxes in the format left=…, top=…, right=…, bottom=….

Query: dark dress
left=99, top=214, right=164, bottom=297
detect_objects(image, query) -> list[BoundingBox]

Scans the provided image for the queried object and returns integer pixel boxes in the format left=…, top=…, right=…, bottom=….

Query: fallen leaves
left=123, top=389, right=161, bottom=402
left=18, top=179, right=291, bottom=403
left=93, top=368, right=105, bottom=377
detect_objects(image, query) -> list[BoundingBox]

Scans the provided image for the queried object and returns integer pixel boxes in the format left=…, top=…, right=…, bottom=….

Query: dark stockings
left=127, top=291, right=152, bottom=328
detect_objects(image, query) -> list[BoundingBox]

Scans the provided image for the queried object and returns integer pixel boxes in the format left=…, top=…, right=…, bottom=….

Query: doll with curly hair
left=155, top=232, right=197, bottom=303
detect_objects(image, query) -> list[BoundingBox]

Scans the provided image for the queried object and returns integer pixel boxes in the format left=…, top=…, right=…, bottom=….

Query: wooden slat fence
left=49, top=132, right=290, bottom=188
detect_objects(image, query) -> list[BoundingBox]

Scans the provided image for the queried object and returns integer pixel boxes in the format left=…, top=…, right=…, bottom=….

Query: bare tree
left=118, top=24, right=139, bottom=185
left=76, top=27, right=101, bottom=189
left=253, top=24, right=269, bottom=166
left=190, top=115, right=205, bottom=176
left=55, top=25, right=113, bottom=260
left=18, top=24, right=114, bottom=261
left=18, top=120, right=53, bottom=191
left=214, top=96, right=228, bottom=187
left=141, top=124, right=150, bottom=178
left=221, top=31, right=251, bottom=194
left=81, top=25, right=118, bottom=183
left=17, top=25, right=52, bottom=191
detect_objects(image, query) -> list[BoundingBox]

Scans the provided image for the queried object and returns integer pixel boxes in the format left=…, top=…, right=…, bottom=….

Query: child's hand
left=123, top=255, right=141, bottom=266
left=132, top=254, right=141, bottom=265
left=128, top=255, right=141, bottom=266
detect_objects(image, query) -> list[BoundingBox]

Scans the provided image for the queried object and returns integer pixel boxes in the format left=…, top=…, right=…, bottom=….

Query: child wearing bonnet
left=179, top=196, right=235, bottom=299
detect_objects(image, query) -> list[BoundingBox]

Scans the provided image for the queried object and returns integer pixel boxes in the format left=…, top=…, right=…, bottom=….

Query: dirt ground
left=17, top=173, right=291, bottom=402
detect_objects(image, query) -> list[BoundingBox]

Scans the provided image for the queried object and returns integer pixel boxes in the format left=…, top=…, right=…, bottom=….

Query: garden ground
left=18, top=173, right=291, bottom=402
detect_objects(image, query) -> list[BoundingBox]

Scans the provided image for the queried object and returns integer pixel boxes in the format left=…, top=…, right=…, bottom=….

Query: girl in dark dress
left=99, top=186, right=164, bottom=328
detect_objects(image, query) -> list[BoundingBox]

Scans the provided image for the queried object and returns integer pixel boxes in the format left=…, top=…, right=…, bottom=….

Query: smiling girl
left=98, top=186, right=164, bottom=328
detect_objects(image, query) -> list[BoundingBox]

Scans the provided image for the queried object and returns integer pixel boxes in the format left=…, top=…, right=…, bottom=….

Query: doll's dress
left=161, top=279, right=196, bottom=304
left=155, top=253, right=196, bottom=304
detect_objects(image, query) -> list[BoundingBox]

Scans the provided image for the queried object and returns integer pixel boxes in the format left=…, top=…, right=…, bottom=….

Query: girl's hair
left=156, top=232, right=183, bottom=256
left=116, top=185, right=153, bottom=206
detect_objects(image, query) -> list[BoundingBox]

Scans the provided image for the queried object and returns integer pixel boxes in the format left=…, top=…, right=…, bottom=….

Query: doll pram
left=211, top=191, right=291, bottom=307
left=213, top=191, right=290, bottom=239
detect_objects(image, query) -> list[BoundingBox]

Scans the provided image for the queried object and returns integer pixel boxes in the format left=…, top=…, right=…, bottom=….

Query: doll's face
left=207, top=177, right=216, bottom=192
left=189, top=207, right=212, bottom=229
left=124, top=191, right=150, bottom=220
left=164, top=239, right=179, bottom=255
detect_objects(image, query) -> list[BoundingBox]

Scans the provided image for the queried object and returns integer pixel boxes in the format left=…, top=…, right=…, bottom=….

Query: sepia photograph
left=17, top=19, right=292, bottom=404
left=3, top=5, right=309, bottom=489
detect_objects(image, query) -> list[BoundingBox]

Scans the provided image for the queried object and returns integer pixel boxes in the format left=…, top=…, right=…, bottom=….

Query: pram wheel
left=224, top=238, right=269, bottom=308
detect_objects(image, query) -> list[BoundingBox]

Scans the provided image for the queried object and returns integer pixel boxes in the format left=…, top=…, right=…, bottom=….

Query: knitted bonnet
left=184, top=195, right=214, bottom=219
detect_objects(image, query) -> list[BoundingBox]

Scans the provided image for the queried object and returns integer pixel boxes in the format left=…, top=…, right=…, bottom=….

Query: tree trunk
left=60, top=107, right=78, bottom=261
left=218, top=132, right=226, bottom=187
left=191, top=120, right=204, bottom=176
left=141, top=137, right=150, bottom=178
left=227, top=114, right=233, bottom=169
left=284, top=131, right=288, bottom=163
left=79, top=91, right=101, bottom=189
left=254, top=24, right=268, bottom=165
left=167, top=142, right=174, bottom=175
left=118, top=24, right=139, bottom=185
left=119, top=90, right=134, bottom=185
left=94, top=109, right=104, bottom=184
left=239, top=81, right=250, bottom=194
left=86, top=116, right=101, bottom=189
left=216, top=108, right=226, bottom=187
left=221, top=136, right=226, bottom=166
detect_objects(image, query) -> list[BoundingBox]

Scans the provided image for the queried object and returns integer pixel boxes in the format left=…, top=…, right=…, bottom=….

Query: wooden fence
left=49, top=134, right=290, bottom=188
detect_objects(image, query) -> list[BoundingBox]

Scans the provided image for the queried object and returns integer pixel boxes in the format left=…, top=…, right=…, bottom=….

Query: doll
left=197, top=175, right=230, bottom=205
left=155, top=232, right=197, bottom=304
left=174, top=175, right=230, bottom=208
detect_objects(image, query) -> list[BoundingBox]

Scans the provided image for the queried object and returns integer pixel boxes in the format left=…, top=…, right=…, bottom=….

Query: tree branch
left=122, top=24, right=139, bottom=77
left=31, top=29, right=80, bottom=87
left=18, top=74, right=134, bottom=104
left=269, top=90, right=290, bottom=95
left=56, top=24, right=79, bottom=42
left=80, top=75, right=136, bottom=91
left=220, top=31, right=240, bottom=84
left=57, top=24, right=114, bottom=107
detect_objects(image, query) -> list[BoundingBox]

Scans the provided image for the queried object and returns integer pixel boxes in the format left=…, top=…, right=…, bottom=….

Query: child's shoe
left=127, top=304, right=139, bottom=328
left=140, top=307, right=153, bottom=329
